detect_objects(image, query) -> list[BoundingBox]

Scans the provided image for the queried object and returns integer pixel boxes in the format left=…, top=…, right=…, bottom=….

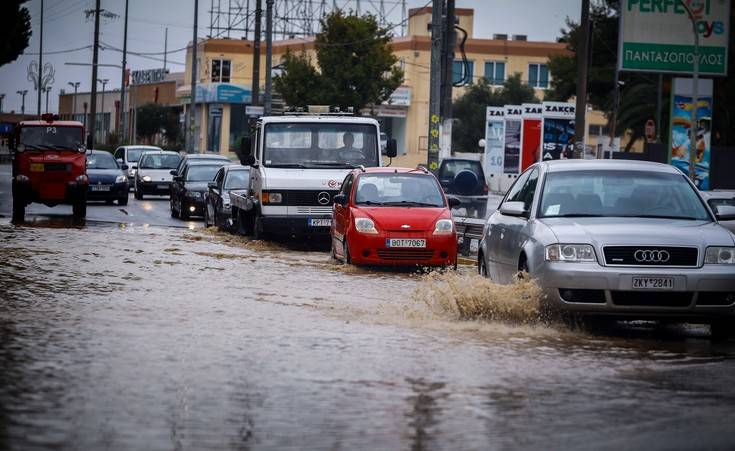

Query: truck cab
left=11, top=114, right=88, bottom=221
left=231, top=113, right=397, bottom=239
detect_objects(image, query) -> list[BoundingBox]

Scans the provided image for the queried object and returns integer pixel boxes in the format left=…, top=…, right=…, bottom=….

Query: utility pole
left=17, top=90, right=28, bottom=115
left=0, top=94, right=5, bottom=113
left=120, top=0, right=129, bottom=143
left=68, top=82, right=80, bottom=120
left=251, top=0, right=262, bottom=107
left=163, top=28, right=168, bottom=72
left=37, top=0, right=44, bottom=116
left=189, top=0, right=199, bottom=152
left=98, top=78, right=109, bottom=143
left=440, top=0, right=455, bottom=159
left=264, top=0, right=274, bottom=114
left=573, top=0, right=590, bottom=159
left=426, top=0, right=444, bottom=171
left=89, top=0, right=101, bottom=148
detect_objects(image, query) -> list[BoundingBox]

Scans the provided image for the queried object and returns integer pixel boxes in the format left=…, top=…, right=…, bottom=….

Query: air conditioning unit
left=512, top=34, right=528, bottom=41
left=493, top=34, right=508, bottom=40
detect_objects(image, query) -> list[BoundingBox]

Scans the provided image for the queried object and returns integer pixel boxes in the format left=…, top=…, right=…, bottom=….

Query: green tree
left=136, top=103, right=180, bottom=146
left=274, top=11, right=403, bottom=113
left=451, top=73, right=539, bottom=152
left=0, top=0, right=31, bottom=67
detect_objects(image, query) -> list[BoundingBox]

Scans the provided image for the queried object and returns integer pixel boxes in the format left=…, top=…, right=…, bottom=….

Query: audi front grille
left=603, top=246, right=698, bottom=267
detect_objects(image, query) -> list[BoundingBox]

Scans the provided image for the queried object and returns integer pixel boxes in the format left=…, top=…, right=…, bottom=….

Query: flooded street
left=2, top=220, right=735, bottom=451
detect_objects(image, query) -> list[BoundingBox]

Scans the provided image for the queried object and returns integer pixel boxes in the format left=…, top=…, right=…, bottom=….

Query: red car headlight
left=355, top=217, right=378, bottom=235
left=433, top=219, right=454, bottom=235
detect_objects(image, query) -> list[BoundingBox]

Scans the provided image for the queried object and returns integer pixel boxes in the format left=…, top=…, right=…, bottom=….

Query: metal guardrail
left=454, top=216, right=485, bottom=257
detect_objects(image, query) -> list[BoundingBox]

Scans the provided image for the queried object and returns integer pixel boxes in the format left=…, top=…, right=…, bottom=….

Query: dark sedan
left=86, top=150, right=129, bottom=205
left=170, top=162, right=229, bottom=220
left=171, top=153, right=231, bottom=177
left=204, top=165, right=250, bottom=229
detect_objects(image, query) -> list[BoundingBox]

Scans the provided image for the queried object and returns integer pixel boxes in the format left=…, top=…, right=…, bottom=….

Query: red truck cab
left=11, top=114, right=88, bottom=221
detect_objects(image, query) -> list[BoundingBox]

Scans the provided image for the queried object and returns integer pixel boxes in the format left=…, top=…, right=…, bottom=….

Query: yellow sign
left=430, top=143, right=438, bottom=150
left=430, top=129, right=439, bottom=138
left=429, top=162, right=438, bottom=170
left=30, top=163, right=44, bottom=172
left=431, top=114, right=439, bottom=123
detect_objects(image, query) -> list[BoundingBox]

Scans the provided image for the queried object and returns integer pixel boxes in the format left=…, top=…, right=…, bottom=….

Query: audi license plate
left=308, top=218, right=331, bottom=227
left=386, top=238, right=426, bottom=248
left=91, top=185, right=111, bottom=191
left=632, top=276, right=674, bottom=290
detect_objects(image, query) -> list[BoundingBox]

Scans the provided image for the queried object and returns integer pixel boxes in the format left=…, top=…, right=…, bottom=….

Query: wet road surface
left=2, top=217, right=735, bottom=451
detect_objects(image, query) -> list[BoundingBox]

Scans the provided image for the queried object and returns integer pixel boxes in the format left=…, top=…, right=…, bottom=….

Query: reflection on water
left=1, top=221, right=735, bottom=450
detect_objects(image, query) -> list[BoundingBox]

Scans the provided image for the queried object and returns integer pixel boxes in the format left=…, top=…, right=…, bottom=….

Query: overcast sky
left=0, top=0, right=581, bottom=114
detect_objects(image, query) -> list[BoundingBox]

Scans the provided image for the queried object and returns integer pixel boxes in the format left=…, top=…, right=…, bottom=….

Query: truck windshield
left=263, top=123, right=379, bottom=168
left=20, top=126, right=84, bottom=150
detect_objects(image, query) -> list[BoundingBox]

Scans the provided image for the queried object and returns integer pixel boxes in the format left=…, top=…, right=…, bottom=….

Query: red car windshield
left=355, top=173, right=445, bottom=207
left=20, top=125, right=84, bottom=151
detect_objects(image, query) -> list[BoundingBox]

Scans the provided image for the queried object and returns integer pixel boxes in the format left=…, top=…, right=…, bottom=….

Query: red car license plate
left=386, top=238, right=426, bottom=248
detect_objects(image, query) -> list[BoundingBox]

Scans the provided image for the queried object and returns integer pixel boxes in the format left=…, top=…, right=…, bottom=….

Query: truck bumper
left=260, top=215, right=332, bottom=238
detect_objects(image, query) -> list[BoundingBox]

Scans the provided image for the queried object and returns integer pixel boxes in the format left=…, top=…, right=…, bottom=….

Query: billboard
left=670, top=77, right=714, bottom=190
left=503, top=105, right=523, bottom=175
left=541, top=102, right=576, bottom=161
left=484, top=107, right=505, bottom=192
left=619, top=0, right=731, bottom=75
left=521, top=104, right=543, bottom=171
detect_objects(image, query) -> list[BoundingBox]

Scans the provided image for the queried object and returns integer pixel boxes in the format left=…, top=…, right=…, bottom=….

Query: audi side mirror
left=386, top=138, right=397, bottom=158
left=333, top=194, right=347, bottom=206
left=715, top=205, right=735, bottom=222
left=238, top=136, right=252, bottom=165
left=447, top=197, right=461, bottom=208
left=207, top=182, right=218, bottom=190
left=499, top=201, right=527, bottom=217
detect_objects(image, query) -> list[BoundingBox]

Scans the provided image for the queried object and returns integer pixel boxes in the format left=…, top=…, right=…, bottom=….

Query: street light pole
left=0, top=94, right=5, bottom=113
left=37, top=0, right=44, bottom=116
left=98, top=78, right=109, bottom=144
left=188, top=0, right=199, bottom=152
left=120, top=0, right=129, bottom=143
left=264, top=0, right=273, bottom=114
left=68, top=82, right=81, bottom=121
left=679, top=0, right=699, bottom=183
left=17, top=90, right=28, bottom=114
left=44, top=87, right=51, bottom=113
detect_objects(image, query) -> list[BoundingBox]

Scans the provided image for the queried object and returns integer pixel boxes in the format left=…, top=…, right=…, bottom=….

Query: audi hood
left=540, top=217, right=735, bottom=249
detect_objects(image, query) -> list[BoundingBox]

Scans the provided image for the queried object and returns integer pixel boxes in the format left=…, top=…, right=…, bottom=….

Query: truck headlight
left=142, top=175, right=152, bottom=182
left=115, top=175, right=127, bottom=183
left=261, top=192, right=282, bottom=204
left=355, top=217, right=378, bottom=234
left=433, top=219, right=454, bottom=235
left=705, top=247, right=735, bottom=264
left=75, top=174, right=89, bottom=184
left=545, top=244, right=596, bottom=262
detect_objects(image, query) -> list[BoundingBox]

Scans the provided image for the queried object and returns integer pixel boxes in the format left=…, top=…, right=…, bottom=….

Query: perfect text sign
left=619, top=0, right=730, bottom=75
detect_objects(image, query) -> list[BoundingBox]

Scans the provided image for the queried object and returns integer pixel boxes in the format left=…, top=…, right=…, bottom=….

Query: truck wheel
left=252, top=213, right=262, bottom=239
left=12, top=197, right=25, bottom=223
left=72, top=200, right=87, bottom=218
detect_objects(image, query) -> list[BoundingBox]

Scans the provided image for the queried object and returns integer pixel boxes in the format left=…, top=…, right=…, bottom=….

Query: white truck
left=231, top=113, right=396, bottom=239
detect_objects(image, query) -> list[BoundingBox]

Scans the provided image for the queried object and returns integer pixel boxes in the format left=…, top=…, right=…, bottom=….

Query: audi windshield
left=263, top=123, right=379, bottom=168
left=539, top=170, right=711, bottom=221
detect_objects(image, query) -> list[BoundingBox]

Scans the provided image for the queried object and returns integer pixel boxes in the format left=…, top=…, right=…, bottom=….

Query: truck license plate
left=30, top=163, right=44, bottom=172
left=386, top=238, right=426, bottom=248
left=91, top=185, right=111, bottom=191
left=632, top=276, right=674, bottom=290
left=308, top=218, right=331, bottom=227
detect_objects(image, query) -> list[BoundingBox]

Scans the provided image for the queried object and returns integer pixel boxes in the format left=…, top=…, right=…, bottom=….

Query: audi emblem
left=317, top=191, right=331, bottom=205
left=634, top=249, right=670, bottom=263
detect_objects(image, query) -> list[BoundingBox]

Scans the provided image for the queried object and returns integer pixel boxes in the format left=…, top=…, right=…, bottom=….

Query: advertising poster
left=541, top=101, right=576, bottom=161
left=484, top=107, right=505, bottom=192
left=670, top=78, right=714, bottom=190
left=503, top=105, right=523, bottom=175
left=521, top=104, right=543, bottom=171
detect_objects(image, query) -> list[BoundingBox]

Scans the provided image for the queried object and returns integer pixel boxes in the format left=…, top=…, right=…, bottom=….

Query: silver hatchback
left=478, top=160, right=735, bottom=335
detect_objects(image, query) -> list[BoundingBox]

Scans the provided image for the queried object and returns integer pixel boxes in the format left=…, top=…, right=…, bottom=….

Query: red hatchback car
left=331, top=167, right=460, bottom=267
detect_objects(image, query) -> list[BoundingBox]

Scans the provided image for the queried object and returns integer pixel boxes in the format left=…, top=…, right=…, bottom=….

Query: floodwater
left=1, top=220, right=735, bottom=451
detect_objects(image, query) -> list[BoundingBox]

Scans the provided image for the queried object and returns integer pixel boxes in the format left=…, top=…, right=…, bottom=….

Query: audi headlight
left=545, top=244, right=596, bottom=262
left=115, top=175, right=127, bottom=183
left=142, top=175, right=152, bottom=182
left=705, top=247, right=735, bottom=264
left=355, top=217, right=378, bottom=234
left=433, top=219, right=454, bottom=235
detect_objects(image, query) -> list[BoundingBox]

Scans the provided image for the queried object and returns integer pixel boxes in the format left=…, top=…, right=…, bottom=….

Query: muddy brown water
left=1, top=220, right=735, bottom=451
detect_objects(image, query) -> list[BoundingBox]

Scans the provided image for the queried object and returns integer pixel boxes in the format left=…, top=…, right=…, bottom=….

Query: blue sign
left=195, top=83, right=251, bottom=104
left=0, top=123, right=13, bottom=135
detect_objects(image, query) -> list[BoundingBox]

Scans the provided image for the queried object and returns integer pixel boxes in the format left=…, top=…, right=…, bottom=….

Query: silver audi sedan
left=478, top=160, right=735, bottom=336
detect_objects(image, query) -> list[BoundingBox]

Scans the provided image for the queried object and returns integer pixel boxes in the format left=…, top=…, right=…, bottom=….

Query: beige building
left=180, top=7, right=611, bottom=163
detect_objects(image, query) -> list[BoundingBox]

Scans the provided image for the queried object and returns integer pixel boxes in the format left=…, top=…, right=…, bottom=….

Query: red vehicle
left=331, top=167, right=460, bottom=267
left=10, top=114, right=88, bottom=221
